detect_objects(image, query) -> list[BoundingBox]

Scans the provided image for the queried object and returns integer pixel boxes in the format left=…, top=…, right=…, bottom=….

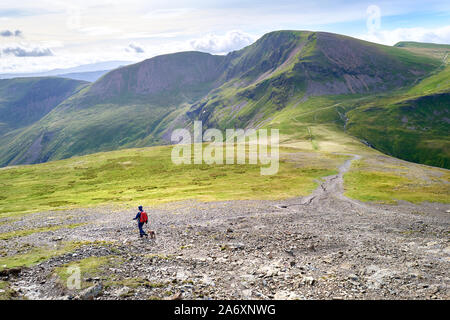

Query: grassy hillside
left=0, top=77, right=88, bottom=135
left=395, top=41, right=450, bottom=49
left=188, top=31, right=440, bottom=130
left=0, top=133, right=448, bottom=218
left=344, top=156, right=450, bottom=204
left=0, top=52, right=227, bottom=166
left=187, top=32, right=447, bottom=169
left=345, top=64, right=450, bottom=169
left=394, top=41, right=449, bottom=61
left=0, top=144, right=345, bottom=218
left=347, top=93, right=449, bottom=168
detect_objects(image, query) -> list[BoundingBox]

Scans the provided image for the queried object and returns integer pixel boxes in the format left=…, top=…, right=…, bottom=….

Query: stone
left=226, top=243, right=244, bottom=251
left=114, top=286, right=130, bottom=297
left=274, top=290, right=301, bottom=300
left=302, top=276, right=316, bottom=286
left=285, top=250, right=294, bottom=256
left=242, top=289, right=252, bottom=299
left=201, top=276, right=215, bottom=286
left=169, top=292, right=182, bottom=300
left=0, top=267, right=22, bottom=277
left=367, top=268, right=394, bottom=290
left=176, top=271, right=189, bottom=281
left=79, top=283, right=103, bottom=300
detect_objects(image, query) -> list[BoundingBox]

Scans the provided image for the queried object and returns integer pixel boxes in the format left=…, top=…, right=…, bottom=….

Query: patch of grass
left=103, top=277, right=166, bottom=298
left=344, top=160, right=450, bottom=204
left=145, top=253, right=173, bottom=260
left=55, top=255, right=122, bottom=290
left=0, top=280, right=18, bottom=300
left=106, top=277, right=143, bottom=289
left=0, top=241, right=86, bottom=271
left=0, top=144, right=342, bottom=217
left=0, top=223, right=86, bottom=240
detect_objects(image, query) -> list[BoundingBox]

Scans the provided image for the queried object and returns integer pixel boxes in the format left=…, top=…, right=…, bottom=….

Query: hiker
left=133, top=205, right=148, bottom=238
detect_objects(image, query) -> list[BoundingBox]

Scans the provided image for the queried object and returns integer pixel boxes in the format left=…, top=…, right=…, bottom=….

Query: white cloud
left=189, top=30, right=257, bottom=54
left=78, top=26, right=121, bottom=36
left=0, top=29, right=22, bottom=37
left=2, top=45, right=53, bottom=57
left=361, top=25, right=450, bottom=45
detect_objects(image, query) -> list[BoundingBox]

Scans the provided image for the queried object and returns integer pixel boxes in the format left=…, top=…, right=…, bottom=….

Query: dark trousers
left=138, top=222, right=147, bottom=237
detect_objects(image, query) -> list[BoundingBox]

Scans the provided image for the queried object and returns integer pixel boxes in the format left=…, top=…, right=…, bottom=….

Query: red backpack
left=140, top=211, right=148, bottom=223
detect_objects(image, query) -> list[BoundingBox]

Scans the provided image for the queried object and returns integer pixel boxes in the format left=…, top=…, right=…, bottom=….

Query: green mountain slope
left=0, top=52, right=226, bottom=165
left=347, top=92, right=449, bottom=168
left=0, top=77, right=87, bottom=135
left=394, top=41, right=449, bottom=61
left=345, top=63, right=450, bottom=168
left=188, top=31, right=440, bottom=130
left=394, top=41, right=450, bottom=49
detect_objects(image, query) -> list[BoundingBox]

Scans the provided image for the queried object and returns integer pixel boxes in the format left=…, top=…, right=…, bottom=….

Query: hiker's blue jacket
left=133, top=212, right=142, bottom=221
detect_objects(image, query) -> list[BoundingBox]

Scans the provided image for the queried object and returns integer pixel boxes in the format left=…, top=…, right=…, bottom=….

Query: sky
left=0, top=0, right=449, bottom=73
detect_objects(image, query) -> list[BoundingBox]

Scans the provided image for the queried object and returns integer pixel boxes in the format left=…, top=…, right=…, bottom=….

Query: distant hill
left=0, top=31, right=448, bottom=168
left=0, top=61, right=132, bottom=82
left=51, top=70, right=110, bottom=82
left=394, top=41, right=449, bottom=61
left=394, top=41, right=450, bottom=49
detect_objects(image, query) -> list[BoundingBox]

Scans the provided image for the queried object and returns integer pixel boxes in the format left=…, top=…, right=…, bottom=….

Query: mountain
left=86, top=51, right=226, bottom=102
left=188, top=31, right=439, bottom=129
left=0, top=52, right=227, bottom=165
left=0, top=77, right=87, bottom=135
left=394, top=41, right=450, bottom=49
left=0, top=61, right=132, bottom=82
left=0, top=31, right=447, bottom=168
left=52, top=70, right=110, bottom=82
left=345, top=63, right=450, bottom=168
left=393, top=41, right=449, bottom=61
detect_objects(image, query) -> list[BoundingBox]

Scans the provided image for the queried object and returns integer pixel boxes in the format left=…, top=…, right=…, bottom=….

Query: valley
left=0, top=30, right=449, bottom=301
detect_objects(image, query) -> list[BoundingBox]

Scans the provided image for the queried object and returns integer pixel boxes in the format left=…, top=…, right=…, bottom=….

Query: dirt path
left=278, top=154, right=361, bottom=209
left=1, top=155, right=449, bottom=300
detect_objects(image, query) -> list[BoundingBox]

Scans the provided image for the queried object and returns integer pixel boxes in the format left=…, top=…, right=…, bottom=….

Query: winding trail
left=277, top=154, right=363, bottom=211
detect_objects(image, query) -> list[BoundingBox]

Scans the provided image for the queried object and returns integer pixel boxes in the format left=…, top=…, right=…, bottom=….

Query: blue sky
left=0, top=0, right=449, bottom=73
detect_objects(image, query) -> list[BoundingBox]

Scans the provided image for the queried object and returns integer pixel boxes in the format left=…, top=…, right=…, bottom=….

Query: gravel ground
left=1, top=155, right=449, bottom=300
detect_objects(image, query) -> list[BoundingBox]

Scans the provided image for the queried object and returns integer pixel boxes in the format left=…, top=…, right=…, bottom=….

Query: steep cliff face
left=87, top=51, right=226, bottom=102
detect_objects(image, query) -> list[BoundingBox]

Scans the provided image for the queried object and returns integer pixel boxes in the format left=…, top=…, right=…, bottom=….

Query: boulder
left=274, top=290, right=301, bottom=300
left=79, top=283, right=103, bottom=300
